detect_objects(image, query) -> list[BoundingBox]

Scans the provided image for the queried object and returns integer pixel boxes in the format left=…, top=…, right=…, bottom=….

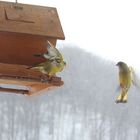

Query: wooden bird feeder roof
left=0, top=1, right=65, bottom=95
left=0, top=1, right=65, bottom=39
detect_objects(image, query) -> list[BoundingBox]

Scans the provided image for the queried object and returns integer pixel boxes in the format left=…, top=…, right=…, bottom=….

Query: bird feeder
left=0, top=1, right=65, bottom=95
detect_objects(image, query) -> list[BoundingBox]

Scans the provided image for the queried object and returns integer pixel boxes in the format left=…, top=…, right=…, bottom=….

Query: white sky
left=3, top=0, right=140, bottom=70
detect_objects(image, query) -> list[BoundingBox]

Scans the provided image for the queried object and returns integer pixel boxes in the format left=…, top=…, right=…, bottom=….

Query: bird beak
left=64, top=61, right=66, bottom=66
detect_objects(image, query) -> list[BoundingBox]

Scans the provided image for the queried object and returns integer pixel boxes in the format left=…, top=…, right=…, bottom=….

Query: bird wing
left=129, top=67, right=140, bottom=88
left=43, top=41, right=63, bottom=60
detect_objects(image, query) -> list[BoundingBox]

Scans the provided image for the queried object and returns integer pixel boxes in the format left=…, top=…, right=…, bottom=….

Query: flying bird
left=115, top=61, right=133, bottom=103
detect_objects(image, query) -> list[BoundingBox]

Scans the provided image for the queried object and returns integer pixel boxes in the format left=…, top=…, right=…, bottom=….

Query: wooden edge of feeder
left=0, top=76, right=64, bottom=96
left=0, top=62, right=64, bottom=96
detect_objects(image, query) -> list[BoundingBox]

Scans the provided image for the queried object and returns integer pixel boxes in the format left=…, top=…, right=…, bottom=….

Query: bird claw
left=47, top=75, right=53, bottom=81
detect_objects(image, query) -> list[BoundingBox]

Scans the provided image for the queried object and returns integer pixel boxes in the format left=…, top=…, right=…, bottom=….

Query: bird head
left=54, top=60, right=66, bottom=72
left=116, top=61, right=127, bottom=67
left=116, top=61, right=125, bottom=66
left=116, top=61, right=128, bottom=72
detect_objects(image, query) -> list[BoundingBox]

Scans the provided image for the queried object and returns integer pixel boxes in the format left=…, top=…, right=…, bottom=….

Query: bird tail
left=130, top=66, right=140, bottom=89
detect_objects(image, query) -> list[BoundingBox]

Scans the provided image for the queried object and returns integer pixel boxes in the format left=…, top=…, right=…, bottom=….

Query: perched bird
left=34, top=41, right=63, bottom=61
left=32, top=41, right=66, bottom=80
left=31, top=59, right=66, bottom=79
left=115, top=61, right=133, bottom=103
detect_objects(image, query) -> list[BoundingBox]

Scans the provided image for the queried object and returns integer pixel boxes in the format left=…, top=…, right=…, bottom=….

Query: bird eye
left=56, top=59, right=61, bottom=63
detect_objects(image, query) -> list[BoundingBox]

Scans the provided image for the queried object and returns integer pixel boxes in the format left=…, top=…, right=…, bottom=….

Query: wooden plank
left=0, top=63, right=64, bottom=95
left=0, top=87, right=28, bottom=94
left=0, top=63, right=64, bottom=84
left=0, top=76, right=63, bottom=95
left=0, top=32, right=56, bottom=65
left=5, top=6, right=35, bottom=23
left=0, top=63, right=46, bottom=80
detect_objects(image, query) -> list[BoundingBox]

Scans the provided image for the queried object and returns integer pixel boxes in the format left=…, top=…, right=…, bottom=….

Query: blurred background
left=1, top=0, right=140, bottom=140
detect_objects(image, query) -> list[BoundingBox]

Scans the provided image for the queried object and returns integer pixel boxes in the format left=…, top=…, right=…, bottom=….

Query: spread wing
left=33, top=41, right=63, bottom=61
left=129, top=67, right=140, bottom=88
left=43, top=41, right=63, bottom=60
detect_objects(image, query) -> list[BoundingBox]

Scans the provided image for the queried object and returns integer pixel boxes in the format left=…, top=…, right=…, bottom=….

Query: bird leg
left=46, top=75, right=52, bottom=81
left=122, top=93, right=128, bottom=103
left=115, top=94, right=123, bottom=103
left=38, top=74, right=48, bottom=83
left=115, top=88, right=127, bottom=103
left=121, top=87, right=128, bottom=103
left=40, top=74, right=53, bottom=83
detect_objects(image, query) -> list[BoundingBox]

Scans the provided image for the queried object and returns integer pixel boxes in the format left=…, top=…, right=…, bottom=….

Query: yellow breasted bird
left=116, top=61, right=133, bottom=103
left=32, top=59, right=66, bottom=79
left=32, top=41, right=66, bottom=80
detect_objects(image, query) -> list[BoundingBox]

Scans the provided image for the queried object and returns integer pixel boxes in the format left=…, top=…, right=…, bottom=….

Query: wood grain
left=0, top=1, right=65, bottom=39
